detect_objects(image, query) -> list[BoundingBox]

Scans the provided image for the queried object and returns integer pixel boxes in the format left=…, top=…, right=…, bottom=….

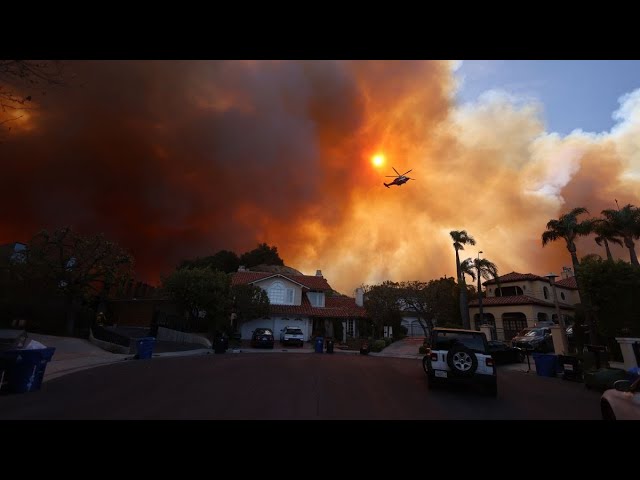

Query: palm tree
left=461, top=257, right=499, bottom=329
left=593, top=218, right=623, bottom=262
left=601, top=204, right=640, bottom=266
left=542, top=207, right=596, bottom=343
left=450, top=230, right=476, bottom=329
left=541, top=207, right=595, bottom=277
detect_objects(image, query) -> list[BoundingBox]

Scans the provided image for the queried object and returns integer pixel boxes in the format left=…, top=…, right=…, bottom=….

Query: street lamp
left=545, top=272, right=569, bottom=354
left=477, top=252, right=484, bottom=327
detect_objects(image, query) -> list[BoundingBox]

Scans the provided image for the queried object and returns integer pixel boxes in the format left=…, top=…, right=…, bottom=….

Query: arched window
left=268, top=281, right=294, bottom=304
left=495, top=286, right=524, bottom=296
left=543, top=286, right=549, bottom=299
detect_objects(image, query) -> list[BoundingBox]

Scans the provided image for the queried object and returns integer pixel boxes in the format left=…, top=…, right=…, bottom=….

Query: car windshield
left=285, top=329, right=303, bottom=335
left=525, top=328, right=544, bottom=337
left=256, top=329, right=273, bottom=336
left=434, top=332, right=487, bottom=353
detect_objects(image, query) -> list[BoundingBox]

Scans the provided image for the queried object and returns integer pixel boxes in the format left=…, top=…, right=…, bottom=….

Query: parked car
left=422, top=328, right=497, bottom=397
left=601, top=377, right=640, bottom=420
left=511, top=327, right=553, bottom=353
left=250, top=328, right=275, bottom=349
left=280, top=327, right=304, bottom=347
left=487, top=340, right=525, bottom=364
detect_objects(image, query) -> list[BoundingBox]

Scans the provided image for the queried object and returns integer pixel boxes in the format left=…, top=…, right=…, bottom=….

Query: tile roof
left=269, top=295, right=367, bottom=318
left=231, top=271, right=332, bottom=291
left=554, top=276, right=578, bottom=289
left=483, top=271, right=579, bottom=290
left=483, top=272, right=549, bottom=285
left=468, top=295, right=574, bottom=310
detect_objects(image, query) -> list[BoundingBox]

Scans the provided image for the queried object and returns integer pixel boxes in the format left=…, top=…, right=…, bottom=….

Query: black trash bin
left=558, top=354, right=583, bottom=382
left=214, top=336, right=227, bottom=354
left=360, top=341, right=370, bottom=355
left=326, top=339, right=334, bottom=354
left=585, top=344, right=609, bottom=369
left=0, top=347, right=56, bottom=394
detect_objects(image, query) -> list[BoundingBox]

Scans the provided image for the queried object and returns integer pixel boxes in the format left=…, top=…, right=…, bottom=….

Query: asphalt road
left=0, top=353, right=603, bottom=420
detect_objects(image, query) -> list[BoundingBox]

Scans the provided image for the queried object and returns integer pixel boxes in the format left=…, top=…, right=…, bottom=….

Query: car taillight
left=486, top=357, right=494, bottom=367
left=430, top=352, right=438, bottom=361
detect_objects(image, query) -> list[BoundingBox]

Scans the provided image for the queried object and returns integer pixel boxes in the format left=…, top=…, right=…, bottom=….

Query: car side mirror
left=614, top=380, right=631, bottom=392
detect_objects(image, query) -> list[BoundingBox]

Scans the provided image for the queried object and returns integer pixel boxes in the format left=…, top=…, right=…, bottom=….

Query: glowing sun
left=372, top=154, right=385, bottom=167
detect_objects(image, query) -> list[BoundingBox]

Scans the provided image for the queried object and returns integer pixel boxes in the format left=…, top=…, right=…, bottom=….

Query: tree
left=577, top=257, right=640, bottom=344
left=239, top=243, right=284, bottom=268
left=541, top=207, right=597, bottom=343
left=397, top=277, right=461, bottom=335
left=450, top=230, right=476, bottom=329
left=21, top=227, right=133, bottom=335
left=230, top=284, right=270, bottom=331
left=601, top=203, right=640, bottom=266
left=162, top=267, right=231, bottom=335
left=179, top=249, right=240, bottom=273
left=0, top=60, right=68, bottom=137
left=461, top=256, right=499, bottom=327
left=362, top=281, right=402, bottom=339
left=593, top=218, right=623, bottom=262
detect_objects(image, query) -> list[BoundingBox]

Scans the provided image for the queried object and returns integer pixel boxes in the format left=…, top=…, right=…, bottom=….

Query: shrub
left=384, top=337, right=393, bottom=346
left=371, top=339, right=387, bottom=352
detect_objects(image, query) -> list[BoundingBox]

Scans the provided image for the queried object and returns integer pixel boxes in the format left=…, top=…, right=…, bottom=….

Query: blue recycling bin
left=0, top=347, right=56, bottom=394
left=135, top=337, right=156, bottom=360
left=315, top=337, right=324, bottom=353
left=532, top=353, right=558, bottom=377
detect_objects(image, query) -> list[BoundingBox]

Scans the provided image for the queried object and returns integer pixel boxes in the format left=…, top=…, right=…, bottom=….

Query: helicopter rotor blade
left=385, top=175, right=399, bottom=178
left=392, top=167, right=400, bottom=176
left=401, top=169, right=413, bottom=176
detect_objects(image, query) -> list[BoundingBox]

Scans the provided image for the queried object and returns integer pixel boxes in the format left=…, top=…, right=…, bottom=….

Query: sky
left=1, top=60, right=639, bottom=295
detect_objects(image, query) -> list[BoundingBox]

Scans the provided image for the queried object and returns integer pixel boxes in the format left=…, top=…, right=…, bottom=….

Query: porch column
left=615, top=337, right=640, bottom=370
left=343, top=320, right=347, bottom=343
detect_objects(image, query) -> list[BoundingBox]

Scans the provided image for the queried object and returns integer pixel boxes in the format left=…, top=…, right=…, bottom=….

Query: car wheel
left=446, top=345, right=478, bottom=377
left=601, top=400, right=616, bottom=420
left=427, top=374, right=437, bottom=390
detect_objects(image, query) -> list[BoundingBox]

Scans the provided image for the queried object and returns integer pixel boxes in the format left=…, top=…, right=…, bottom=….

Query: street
left=0, top=353, right=602, bottom=420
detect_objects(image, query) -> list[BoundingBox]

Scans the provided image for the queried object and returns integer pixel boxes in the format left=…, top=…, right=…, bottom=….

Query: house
left=230, top=267, right=368, bottom=342
left=468, top=270, right=580, bottom=342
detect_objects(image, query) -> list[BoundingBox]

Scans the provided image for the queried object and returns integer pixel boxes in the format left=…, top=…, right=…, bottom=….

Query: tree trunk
left=604, top=239, right=613, bottom=262
left=65, top=296, right=77, bottom=336
left=570, top=248, right=598, bottom=344
left=459, top=279, right=470, bottom=329
left=624, top=236, right=639, bottom=266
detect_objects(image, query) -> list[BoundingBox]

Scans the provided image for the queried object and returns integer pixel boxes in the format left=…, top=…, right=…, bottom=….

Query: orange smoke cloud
left=1, top=61, right=638, bottom=295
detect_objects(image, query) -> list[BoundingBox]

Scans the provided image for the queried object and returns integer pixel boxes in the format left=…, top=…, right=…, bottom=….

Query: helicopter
left=384, top=167, right=414, bottom=188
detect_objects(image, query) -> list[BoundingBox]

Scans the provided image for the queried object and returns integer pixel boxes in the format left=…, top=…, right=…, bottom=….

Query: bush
left=384, top=337, right=393, bottom=347
left=371, top=339, right=387, bottom=352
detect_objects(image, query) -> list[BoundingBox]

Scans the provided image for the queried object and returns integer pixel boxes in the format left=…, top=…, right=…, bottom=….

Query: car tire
left=601, top=400, right=616, bottom=420
left=427, top=374, right=437, bottom=390
left=446, top=345, right=478, bottom=377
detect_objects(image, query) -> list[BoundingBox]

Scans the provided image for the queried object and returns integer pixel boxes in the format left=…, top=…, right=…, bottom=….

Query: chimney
left=315, top=270, right=323, bottom=277
left=561, top=266, right=573, bottom=279
left=238, top=265, right=246, bottom=272
left=355, top=287, right=364, bottom=307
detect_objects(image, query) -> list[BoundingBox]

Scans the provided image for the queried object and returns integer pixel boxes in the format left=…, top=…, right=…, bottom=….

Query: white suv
left=422, top=328, right=497, bottom=397
left=280, top=327, right=305, bottom=347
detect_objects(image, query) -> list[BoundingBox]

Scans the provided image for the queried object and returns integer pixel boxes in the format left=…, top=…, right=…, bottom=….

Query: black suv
left=422, top=328, right=497, bottom=397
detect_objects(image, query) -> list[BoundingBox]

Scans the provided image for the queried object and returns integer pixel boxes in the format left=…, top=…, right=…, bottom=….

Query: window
left=346, top=319, right=354, bottom=337
left=268, top=281, right=294, bottom=305
left=543, top=286, right=549, bottom=299
left=308, top=292, right=325, bottom=307
left=560, top=292, right=565, bottom=300
left=495, top=286, right=523, bottom=296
